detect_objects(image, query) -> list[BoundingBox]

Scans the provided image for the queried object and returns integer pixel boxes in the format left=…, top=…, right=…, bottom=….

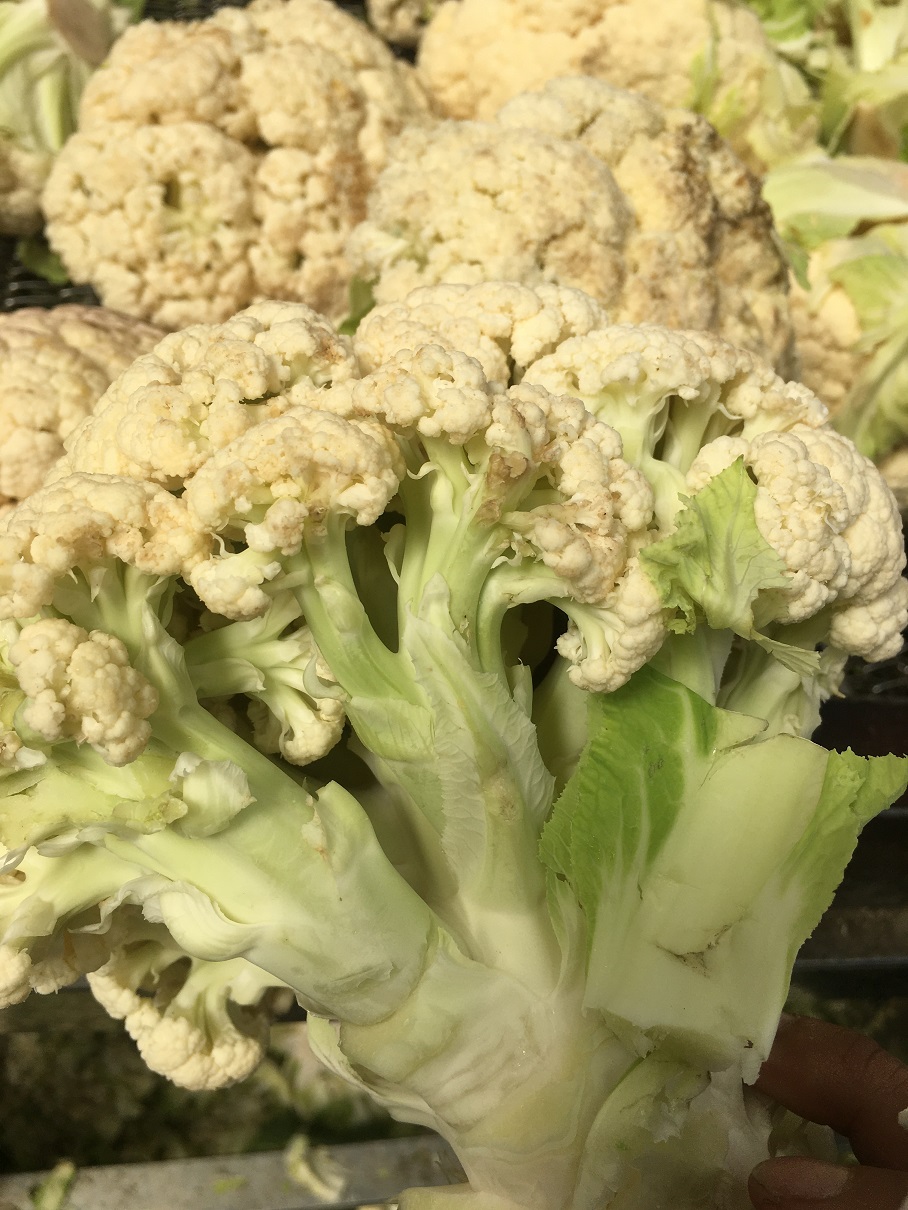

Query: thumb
left=749, top=1157, right=908, bottom=1210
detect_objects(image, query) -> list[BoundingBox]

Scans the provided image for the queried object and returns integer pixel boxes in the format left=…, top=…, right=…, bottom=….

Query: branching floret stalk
left=183, top=592, right=308, bottom=700
left=287, top=512, right=421, bottom=707
left=393, top=439, right=526, bottom=672
left=45, top=563, right=442, bottom=1022
left=261, top=445, right=567, bottom=988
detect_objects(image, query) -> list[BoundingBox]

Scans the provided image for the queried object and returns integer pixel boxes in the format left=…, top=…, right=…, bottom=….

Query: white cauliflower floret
left=243, top=0, right=428, bottom=171
left=501, top=384, right=654, bottom=605
left=557, top=559, right=667, bottom=692
left=0, top=142, right=53, bottom=237
left=0, top=474, right=212, bottom=619
left=0, top=306, right=163, bottom=508
left=188, top=551, right=284, bottom=623
left=59, top=302, right=359, bottom=488
left=0, top=941, right=35, bottom=1007
left=525, top=325, right=825, bottom=463
left=348, top=118, right=633, bottom=306
left=325, top=342, right=497, bottom=444
left=687, top=425, right=908, bottom=655
left=42, top=0, right=431, bottom=328
left=829, top=579, right=908, bottom=664
left=357, top=281, right=608, bottom=389
left=348, top=77, right=796, bottom=375
left=87, top=932, right=280, bottom=1091
left=249, top=684, right=345, bottom=766
left=185, top=407, right=405, bottom=560
left=787, top=276, right=864, bottom=420
left=73, top=15, right=262, bottom=138
left=9, top=619, right=158, bottom=766
left=416, top=0, right=820, bottom=173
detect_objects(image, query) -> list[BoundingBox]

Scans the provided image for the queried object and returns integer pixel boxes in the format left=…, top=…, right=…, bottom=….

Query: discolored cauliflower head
left=347, top=77, right=798, bottom=376
left=0, top=305, right=163, bottom=511
left=41, top=0, right=431, bottom=329
left=416, top=0, right=820, bottom=174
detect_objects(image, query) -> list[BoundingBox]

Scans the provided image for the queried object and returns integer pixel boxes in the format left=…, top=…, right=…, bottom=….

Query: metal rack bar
left=0, top=1137, right=461, bottom=1210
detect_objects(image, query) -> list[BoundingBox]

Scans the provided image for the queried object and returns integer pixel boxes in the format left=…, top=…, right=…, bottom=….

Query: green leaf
left=820, top=226, right=908, bottom=459
left=14, top=235, right=69, bottom=286
left=830, top=245, right=908, bottom=328
left=638, top=459, right=816, bottom=675
left=747, top=0, right=832, bottom=43
left=169, top=754, right=254, bottom=838
left=541, top=665, right=908, bottom=1071
left=783, top=238, right=811, bottom=289
left=763, top=157, right=908, bottom=250
left=0, top=744, right=187, bottom=855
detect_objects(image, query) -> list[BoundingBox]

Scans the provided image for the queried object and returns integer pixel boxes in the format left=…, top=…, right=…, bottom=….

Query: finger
left=754, top=1015, right=908, bottom=1170
left=749, top=1157, right=908, bottom=1210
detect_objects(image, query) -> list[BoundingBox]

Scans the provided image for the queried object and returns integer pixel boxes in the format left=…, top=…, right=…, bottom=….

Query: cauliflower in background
left=0, top=305, right=162, bottom=511
left=41, top=0, right=431, bottom=329
left=763, top=155, right=908, bottom=464
left=820, top=0, right=908, bottom=159
left=0, top=0, right=137, bottom=235
left=416, top=0, right=820, bottom=174
left=348, top=77, right=798, bottom=376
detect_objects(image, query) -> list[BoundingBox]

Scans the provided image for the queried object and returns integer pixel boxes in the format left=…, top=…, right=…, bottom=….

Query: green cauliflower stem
left=0, top=288, right=906, bottom=1209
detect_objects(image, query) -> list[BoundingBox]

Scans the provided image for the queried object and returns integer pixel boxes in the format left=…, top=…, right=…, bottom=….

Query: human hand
left=749, top=1013, right=908, bottom=1209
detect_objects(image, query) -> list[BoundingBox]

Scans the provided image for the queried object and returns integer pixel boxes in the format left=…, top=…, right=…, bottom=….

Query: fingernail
left=751, top=1160, right=851, bottom=1203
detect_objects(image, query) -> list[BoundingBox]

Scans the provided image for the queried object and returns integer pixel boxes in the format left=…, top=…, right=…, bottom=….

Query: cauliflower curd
left=0, top=306, right=163, bottom=512
left=348, top=76, right=798, bottom=376
left=41, top=0, right=431, bottom=329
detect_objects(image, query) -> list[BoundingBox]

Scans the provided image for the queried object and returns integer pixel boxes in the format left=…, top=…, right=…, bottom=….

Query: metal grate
left=0, top=1136, right=461, bottom=1210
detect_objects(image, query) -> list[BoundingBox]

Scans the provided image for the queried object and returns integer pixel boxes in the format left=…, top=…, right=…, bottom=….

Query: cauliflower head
left=349, top=77, right=797, bottom=376
left=41, top=0, right=431, bottom=329
left=0, top=306, right=163, bottom=512
left=9, top=617, right=159, bottom=766
left=0, top=285, right=905, bottom=1203
left=417, top=0, right=820, bottom=173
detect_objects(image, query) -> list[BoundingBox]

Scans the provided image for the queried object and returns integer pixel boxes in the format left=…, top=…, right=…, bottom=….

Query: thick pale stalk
left=310, top=931, right=643, bottom=1210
